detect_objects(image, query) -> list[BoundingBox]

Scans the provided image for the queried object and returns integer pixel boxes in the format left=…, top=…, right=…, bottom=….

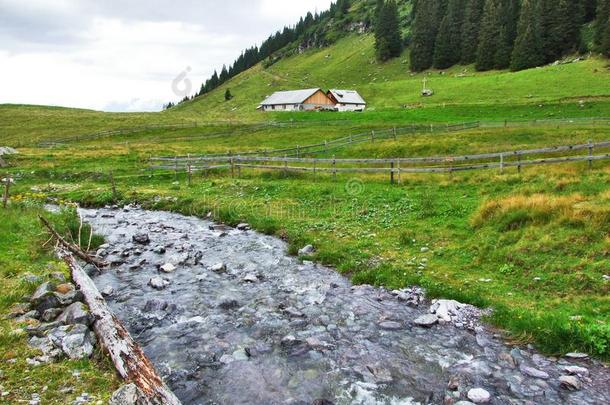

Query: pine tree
left=494, top=0, right=519, bottom=69
left=555, top=0, right=584, bottom=56
left=511, top=0, right=544, bottom=70
left=601, top=13, right=610, bottom=56
left=476, top=0, right=501, bottom=71
left=433, top=0, right=466, bottom=69
left=375, top=0, right=402, bottom=61
left=224, top=89, right=233, bottom=101
left=595, top=0, right=610, bottom=52
left=410, top=0, right=444, bottom=71
left=461, top=0, right=485, bottom=64
left=582, top=0, right=598, bottom=22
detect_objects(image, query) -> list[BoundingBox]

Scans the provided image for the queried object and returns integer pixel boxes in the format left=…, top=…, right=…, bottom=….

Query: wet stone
left=559, top=375, right=581, bottom=391
left=132, top=233, right=150, bottom=245
left=414, top=314, right=438, bottom=327
left=467, top=388, right=491, bottom=403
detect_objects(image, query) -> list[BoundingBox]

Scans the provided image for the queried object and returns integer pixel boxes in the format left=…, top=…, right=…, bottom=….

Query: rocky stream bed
left=78, top=206, right=608, bottom=405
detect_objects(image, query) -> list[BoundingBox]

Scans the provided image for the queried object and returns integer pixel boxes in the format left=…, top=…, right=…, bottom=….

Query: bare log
left=39, top=215, right=108, bottom=268
left=60, top=249, right=182, bottom=405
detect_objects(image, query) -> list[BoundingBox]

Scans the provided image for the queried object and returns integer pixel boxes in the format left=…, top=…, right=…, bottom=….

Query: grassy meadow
left=3, top=122, right=609, bottom=361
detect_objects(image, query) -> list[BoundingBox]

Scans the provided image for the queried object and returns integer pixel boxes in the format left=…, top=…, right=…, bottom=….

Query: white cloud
left=0, top=0, right=333, bottom=112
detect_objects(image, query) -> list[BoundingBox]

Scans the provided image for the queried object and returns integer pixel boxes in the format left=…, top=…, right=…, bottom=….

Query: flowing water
left=81, top=206, right=609, bottom=405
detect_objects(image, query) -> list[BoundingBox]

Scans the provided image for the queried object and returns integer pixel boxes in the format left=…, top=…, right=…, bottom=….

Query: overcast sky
left=0, top=0, right=333, bottom=112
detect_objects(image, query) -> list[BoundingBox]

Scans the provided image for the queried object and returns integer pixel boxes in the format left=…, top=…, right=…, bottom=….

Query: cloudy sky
left=0, top=0, right=333, bottom=112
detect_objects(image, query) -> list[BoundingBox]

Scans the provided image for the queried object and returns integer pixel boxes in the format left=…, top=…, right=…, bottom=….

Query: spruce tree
left=511, top=0, right=544, bottom=71
left=461, top=0, right=485, bottom=64
left=555, top=0, right=583, bottom=56
left=595, top=0, right=610, bottom=52
left=410, top=0, right=444, bottom=71
left=494, top=0, right=520, bottom=69
left=375, top=0, right=402, bottom=61
left=224, top=89, right=233, bottom=101
left=601, top=13, right=610, bottom=56
left=476, top=0, right=501, bottom=71
left=434, top=0, right=466, bottom=69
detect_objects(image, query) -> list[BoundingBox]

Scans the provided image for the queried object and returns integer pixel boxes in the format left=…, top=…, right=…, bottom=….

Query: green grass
left=0, top=203, right=119, bottom=403
left=4, top=122, right=610, bottom=360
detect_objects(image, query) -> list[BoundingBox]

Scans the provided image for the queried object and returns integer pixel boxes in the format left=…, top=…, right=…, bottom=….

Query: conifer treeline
left=374, top=0, right=403, bottom=61
left=410, top=0, right=609, bottom=72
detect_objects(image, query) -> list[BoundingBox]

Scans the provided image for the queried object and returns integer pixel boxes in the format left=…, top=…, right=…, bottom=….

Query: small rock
left=414, top=314, right=438, bottom=327
left=562, top=365, right=589, bottom=377
left=298, top=245, right=315, bottom=256
left=159, top=263, right=176, bottom=273
left=148, top=277, right=170, bottom=290
left=420, top=247, right=430, bottom=253
left=243, top=274, right=258, bottom=283
left=101, top=286, right=114, bottom=297
left=49, top=272, right=66, bottom=282
left=153, top=246, right=166, bottom=254
left=110, top=384, right=144, bottom=405
left=7, top=303, right=31, bottom=318
left=132, top=233, right=150, bottom=245
left=559, top=375, right=581, bottom=391
left=467, top=388, right=491, bottom=403
left=211, top=263, right=227, bottom=273
left=565, top=352, right=588, bottom=359
left=217, top=297, right=241, bottom=310
left=520, top=365, right=549, bottom=380
left=236, top=223, right=251, bottom=231
left=57, top=302, right=92, bottom=326
left=41, top=308, right=63, bottom=322
left=379, top=321, right=402, bottom=330
left=55, top=283, right=75, bottom=294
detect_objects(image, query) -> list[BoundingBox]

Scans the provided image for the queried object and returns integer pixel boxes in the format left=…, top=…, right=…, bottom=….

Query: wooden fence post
left=332, top=155, right=337, bottom=182
left=390, top=162, right=395, bottom=184
left=174, top=156, right=178, bottom=181
left=371, top=130, right=375, bottom=143
left=237, top=155, right=241, bottom=177
left=397, top=160, right=402, bottom=184
left=109, top=171, right=117, bottom=202
left=517, top=153, right=522, bottom=174
left=588, top=139, right=593, bottom=170
left=393, top=127, right=397, bottom=140
left=500, top=153, right=504, bottom=174
left=231, top=157, right=235, bottom=178
left=2, top=176, right=12, bottom=209
left=284, top=155, right=288, bottom=178
left=297, top=145, right=300, bottom=159
left=187, top=164, right=192, bottom=186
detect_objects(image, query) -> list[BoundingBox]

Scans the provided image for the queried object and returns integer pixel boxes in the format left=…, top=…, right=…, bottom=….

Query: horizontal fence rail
left=153, top=117, right=610, bottom=160
left=149, top=140, right=610, bottom=181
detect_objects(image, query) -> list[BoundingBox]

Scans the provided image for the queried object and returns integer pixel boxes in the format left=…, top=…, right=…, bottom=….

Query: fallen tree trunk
left=59, top=249, right=182, bottom=405
left=39, top=215, right=108, bottom=268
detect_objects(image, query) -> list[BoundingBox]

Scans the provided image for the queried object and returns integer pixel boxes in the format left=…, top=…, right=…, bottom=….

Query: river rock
left=101, top=286, right=114, bottom=297
left=559, top=375, right=581, bottom=390
left=7, top=303, right=31, bottom=318
left=414, top=314, right=438, bottom=327
left=132, top=233, right=150, bottom=245
left=30, top=282, right=60, bottom=312
left=379, top=321, right=402, bottom=330
left=41, top=308, right=63, bottom=322
left=562, top=365, right=589, bottom=377
left=48, top=324, right=94, bottom=360
left=243, top=273, right=258, bottom=283
left=55, top=283, right=75, bottom=294
left=211, top=263, right=227, bottom=273
left=520, top=365, right=549, bottom=379
left=430, top=299, right=463, bottom=322
left=237, top=223, right=251, bottom=231
left=54, top=290, right=84, bottom=306
left=160, top=263, right=176, bottom=273
left=298, top=245, right=315, bottom=256
left=149, top=277, right=170, bottom=290
left=153, top=246, right=166, bottom=254
left=57, top=302, right=92, bottom=326
left=109, top=384, right=145, bottom=405
left=565, top=352, right=588, bottom=359
left=467, top=388, right=491, bottom=403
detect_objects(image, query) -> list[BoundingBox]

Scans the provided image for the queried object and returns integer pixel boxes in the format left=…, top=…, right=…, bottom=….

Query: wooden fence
left=149, top=140, right=610, bottom=182
left=157, top=117, right=610, bottom=160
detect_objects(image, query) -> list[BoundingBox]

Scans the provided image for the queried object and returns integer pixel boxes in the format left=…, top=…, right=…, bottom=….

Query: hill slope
left=176, top=34, right=610, bottom=121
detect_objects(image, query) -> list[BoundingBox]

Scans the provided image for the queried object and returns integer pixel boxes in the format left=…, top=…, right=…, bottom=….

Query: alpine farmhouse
left=259, top=88, right=366, bottom=112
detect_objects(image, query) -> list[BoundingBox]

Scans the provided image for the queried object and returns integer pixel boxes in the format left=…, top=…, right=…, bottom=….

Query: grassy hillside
left=177, top=35, right=610, bottom=121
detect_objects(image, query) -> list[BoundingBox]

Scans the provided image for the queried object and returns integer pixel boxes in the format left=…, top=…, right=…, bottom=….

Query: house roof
left=260, top=88, right=322, bottom=106
left=328, top=89, right=366, bottom=105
